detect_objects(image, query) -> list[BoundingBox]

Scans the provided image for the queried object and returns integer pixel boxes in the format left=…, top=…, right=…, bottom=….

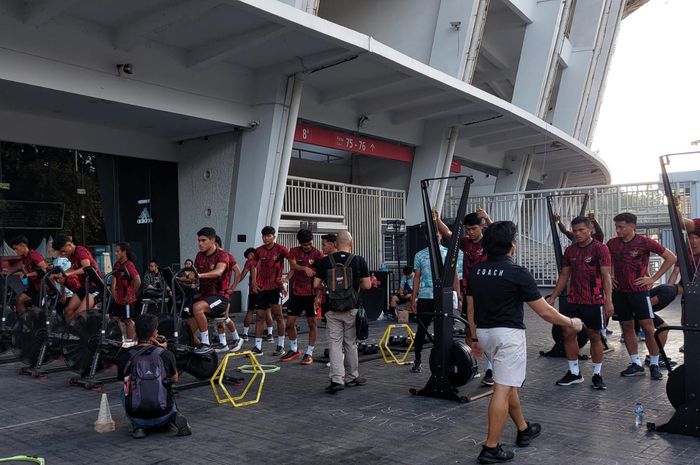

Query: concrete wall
left=177, top=132, right=240, bottom=261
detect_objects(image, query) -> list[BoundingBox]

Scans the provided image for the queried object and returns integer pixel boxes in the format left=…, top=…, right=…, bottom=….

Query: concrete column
left=494, top=153, right=533, bottom=193
left=511, top=0, right=565, bottom=116
left=540, top=170, right=567, bottom=189
left=428, top=0, right=479, bottom=78
left=405, top=121, right=453, bottom=225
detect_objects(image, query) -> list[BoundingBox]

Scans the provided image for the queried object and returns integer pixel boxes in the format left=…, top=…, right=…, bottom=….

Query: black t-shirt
left=467, top=255, right=541, bottom=330
left=315, top=252, right=370, bottom=292
left=116, top=344, right=178, bottom=381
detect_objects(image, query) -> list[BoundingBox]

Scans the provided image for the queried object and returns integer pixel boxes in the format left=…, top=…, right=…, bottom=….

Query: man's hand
left=471, top=341, right=483, bottom=358
left=570, top=317, right=583, bottom=332
left=603, top=301, right=614, bottom=318
left=546, top=294, right=557, bottom=306
left=303, top=267, right=315, bottom=278
left=553, top=213, right=561, bottom=223
left=252, top=283, right=259, bottom=293
left=633, top=276, right=655, bottom=288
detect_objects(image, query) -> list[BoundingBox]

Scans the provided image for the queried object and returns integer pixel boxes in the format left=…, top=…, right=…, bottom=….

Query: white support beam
left=468, top=127, right=537, bottom=147
left=319, top=74, right=410, bottom=104
left=187, top=24, right=290, bottom=70
left=115, top=0, right=221, bottom=51
left=356, top=87, right=445, bottom=114
left=392, top=100, right=476, bottom=125
left=23, top=0, right=81, bottom=26
left=485, top=80, right=511, bottom=101
left=459, top=121, right=521, bottom=139
left=487, top=134, right=548, bottom=153
left=501, top=0, right=534, bottom=24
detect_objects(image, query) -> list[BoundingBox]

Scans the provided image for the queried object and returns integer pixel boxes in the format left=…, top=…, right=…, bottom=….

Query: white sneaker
left=229, top=339, right=244, bottom=352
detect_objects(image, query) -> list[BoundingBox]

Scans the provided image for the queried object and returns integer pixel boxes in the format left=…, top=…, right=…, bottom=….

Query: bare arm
left=198, top=262, right=227, bottom=279
left=527, top=298, right=583, bottom=330
left=435, top=214, right=452, bottom=239
left=410, top=269, right=421, bottom=311
left=66, top=258, right=92, bottom=278
left=547, top=267, right=571, bottom=304
left=229, top=264, right=242, bottom=292
left=600, top=265, right=614, bottom=318
left=359, top=277, right=371, bottom=290
left=633, top=249, right=676, bottom=288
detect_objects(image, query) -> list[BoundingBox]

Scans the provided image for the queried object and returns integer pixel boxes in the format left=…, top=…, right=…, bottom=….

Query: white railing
left=282, top=176, right=406, bottom=270
left=444, top=180, right=696, bottom=285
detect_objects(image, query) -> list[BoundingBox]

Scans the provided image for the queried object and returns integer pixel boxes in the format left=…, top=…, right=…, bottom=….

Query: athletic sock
left=306, top=345, right=314, bottom=355
left=592, top=363, right=602, bottom=375
left=630, top=354, right=642, bottom=366
left=486, top=359, right=493, bottom=371
left=278, top=336, right=285, bottom=348
left=255, top=338, right=262, bottom=350
left=200, top=331, right=209, bottom=346
left=267, top=327, right=273, bottom=336
left=218, top=333, right=227, bottom=346
left=232, top=329, right=240, bottom=341
left=650, top=355, right=660, bottom=365
left=568, top=360, right=580, bottom=376
left=243, top=326, right=249, bottom=336
left=290, top=339, right=298, bottom=352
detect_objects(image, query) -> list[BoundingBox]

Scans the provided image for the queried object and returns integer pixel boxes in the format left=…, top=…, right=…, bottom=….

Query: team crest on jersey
left=210, top=264, right=215, bottom=270
left=309, top=259, right=314, bottom=265
left=630, top=250, right=639, bottom=258
left=584, top=256, right=592, bottom=264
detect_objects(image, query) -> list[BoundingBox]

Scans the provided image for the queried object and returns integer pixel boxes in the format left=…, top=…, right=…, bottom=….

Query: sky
left=591, top=0, right=700, bottom=183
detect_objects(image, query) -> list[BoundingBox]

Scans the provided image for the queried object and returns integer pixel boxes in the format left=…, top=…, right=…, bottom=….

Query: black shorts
left=195, top=295, right=229, bottom=318
left=74, top=287, right=100, bottom=301
left=562, top=303, right=604, bottom=331
left=247, top=292, right=257, bottom=311
left=255, top=289, right=281, bottom=310
left=612, top=291, right=654, bottom=322
left=393, top=294, right=410, bottom=305
left=110, top=302, right=135, bottom=319
left=653, top=314, right=665, bottom=327
left=287, top=294, right=315, bottom=318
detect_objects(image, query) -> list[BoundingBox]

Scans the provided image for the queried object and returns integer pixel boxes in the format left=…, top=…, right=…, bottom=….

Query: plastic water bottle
left=634, top=402, right=644, bottom=428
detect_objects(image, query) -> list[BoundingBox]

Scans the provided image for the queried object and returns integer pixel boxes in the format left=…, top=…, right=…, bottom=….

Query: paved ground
left=0, top=295, right=697, bottom=465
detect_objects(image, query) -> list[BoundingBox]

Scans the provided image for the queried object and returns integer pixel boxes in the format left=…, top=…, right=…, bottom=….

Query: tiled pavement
left=0, top=297, right=697, bottom=465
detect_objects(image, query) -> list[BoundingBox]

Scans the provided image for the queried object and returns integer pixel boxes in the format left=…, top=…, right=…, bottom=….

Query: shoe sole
left=281, top=354, right=301, bottom=362
left=516, top=430, right=541, bottom=448
left=621, top=371, right=645, bottom=377
left=592, top=384, right=607, bottom=390
left=481, top=379, right=494, bottom=386
left=300, top=359, right=313, bottom=365
left=477, top=455, right=514, bottom=464
left=556, top=378, right=584, bottom=386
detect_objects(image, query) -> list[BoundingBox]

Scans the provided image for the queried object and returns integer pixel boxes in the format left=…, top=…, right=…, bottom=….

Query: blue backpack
left=124, top=346, right=170, bottom=418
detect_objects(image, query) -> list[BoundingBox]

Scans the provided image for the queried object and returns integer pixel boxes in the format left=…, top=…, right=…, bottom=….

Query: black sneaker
left=620, top=363, right=645, bottom=377
left=132, top=428, right=146, bottom=439
left=477, top=444, right=514, bottom=463
left=645, top=355, right=673, bottom=369
left=556, top=370, right=583, bottom=386
left=591, top=374, right=607, bottom=390
left=280, top=350, right=301, bottom=362
left=241, top=334, right=249, bottom=341
left=171, top=412, right=192, bottom=436
left=411, top=360, right=422, bottom=373
left=273, top=345, right=285, bottom=356
left=515, top=422, right=541, bottom=447
left=193, top=343, right=213, bottom=355
left=481, top=369, right=494, bottom=386
left=325, top=381, right=345, bottom=394
left=251, top=346, right=263, bottom=356
left=345, top=377, right=367, bottom=387
left=649, top=364, right=663, bottom=380
left=265, top=333, right=274, bottom=342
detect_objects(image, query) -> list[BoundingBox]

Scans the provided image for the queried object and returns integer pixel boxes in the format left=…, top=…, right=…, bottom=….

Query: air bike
left=0, top=270, right=24, bottom=362
left=540, top=192, right=603, bottom=357
left=409, top=175, right=491, bottom=403
left=648, top=152, right=700, bottom=436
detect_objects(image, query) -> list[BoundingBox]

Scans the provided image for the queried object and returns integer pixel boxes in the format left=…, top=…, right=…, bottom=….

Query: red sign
left=450, top=160, right=461, bottom=173
left=294, top=121, right=413, bottom=163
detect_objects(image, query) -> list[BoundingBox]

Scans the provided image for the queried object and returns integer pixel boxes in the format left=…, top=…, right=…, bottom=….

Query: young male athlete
left=54, top=235, right=101, bottom=322
left=281, top=229, right=324, bottom=364
left=547, top=216, right=613, bottom=389
left=189, top=227, right=229, bottom=354
left=9, top=235, right=49, bottom=313
left=607, top=212, right=676, bottom=380
left=110, top=242, right=141, bottom=341
left=213, top=236, right=243, bottom=352
left=251, top=226, right=290, bottom=356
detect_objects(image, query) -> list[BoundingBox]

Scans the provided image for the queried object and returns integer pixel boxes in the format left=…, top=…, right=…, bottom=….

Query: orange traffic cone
left=94, top=393, right=116, bottom=433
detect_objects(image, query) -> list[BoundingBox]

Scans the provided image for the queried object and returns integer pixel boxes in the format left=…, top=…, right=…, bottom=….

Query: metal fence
left=444, top=181, right=696, bottom=285
left=281, top=176, right=406, bottom=270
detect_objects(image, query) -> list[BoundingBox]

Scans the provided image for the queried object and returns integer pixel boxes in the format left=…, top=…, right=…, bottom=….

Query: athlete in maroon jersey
left=554, top=212, right=605, bottom=242
left=54, top=235, right=101, bottom=322
left=189, top=227, right=229, bottom=354
left=251, top=226, right=291, bottom=356
left=547, top=217, right=613, bottom=389
left=280, top=229, right=325, bottom=364
left=213, top=236, right=243, bottom=352
left=110, top=242, right=141, bottom=341
left=239, top=248, right=272, bottom=341
left=607, top=212, right=676, bottom=380
left=9, top=235, right=49, bottom=314
left=436, top=209, right=493, bottom=385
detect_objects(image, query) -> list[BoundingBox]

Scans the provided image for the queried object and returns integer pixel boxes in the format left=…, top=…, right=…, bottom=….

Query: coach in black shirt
left=466, top=221, right=583, bottom=464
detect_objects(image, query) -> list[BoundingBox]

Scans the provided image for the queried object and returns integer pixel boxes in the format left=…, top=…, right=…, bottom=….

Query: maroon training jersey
left=243, top=258, right=256, bottom=293
left=288, top=246, right=324, bottom=296
left=221, top=251, right=238, bottom=298
left=563, top=240, right=611, bottom=304
left=607, top=235, right=666, bottom=293
left=254, top=243, right=289, bottom=291
left=459, top=236, right=488, bottom=289
left=694, top=218, right=700, bottom=233
left=113, top=260, right=139, bottom=305
left=22, top=249, right=45, bottom=291
left=69, top=246, right=100, bottom=289
left=195, top=248, right=229, bottom=298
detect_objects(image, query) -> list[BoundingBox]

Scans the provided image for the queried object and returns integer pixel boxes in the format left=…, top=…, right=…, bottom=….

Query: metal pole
left=435, top=126, right=459, bottom=215
left=270, top=73, right=305, bottom=230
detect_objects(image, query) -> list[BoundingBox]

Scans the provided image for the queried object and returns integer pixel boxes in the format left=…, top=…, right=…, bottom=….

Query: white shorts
left=477, top=327, right=527, bottom=387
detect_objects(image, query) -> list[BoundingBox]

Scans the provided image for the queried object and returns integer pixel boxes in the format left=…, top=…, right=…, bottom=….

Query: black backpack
left=326, top=254, right=357, bottom=311
left=124, top=346, right=171, bottom=418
